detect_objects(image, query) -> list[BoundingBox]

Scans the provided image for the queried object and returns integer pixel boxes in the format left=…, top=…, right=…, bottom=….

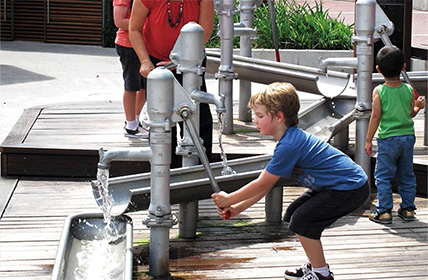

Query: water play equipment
left=51, top=0, right=427, bottom=278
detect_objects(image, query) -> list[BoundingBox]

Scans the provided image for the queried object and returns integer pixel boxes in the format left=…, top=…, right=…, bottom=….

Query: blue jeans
left=375, top=135, right=416, bottom=213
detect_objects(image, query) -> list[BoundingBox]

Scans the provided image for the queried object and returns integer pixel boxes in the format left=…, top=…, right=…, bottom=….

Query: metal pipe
left=353, top=0, right=376, bottom=191
left=191, top=89, right=225, bottom=113
left=238, top=0, right=257, bottom=122
left=171, top=22, right=207, bottom=239
left=319, top=57, right=358, bottom=73
left=97, top=147, right=152, bottom=170
left=265, top=186, right=283, bottom=223
left=216, top=0, right=237, bottom=134
left=143, top=68, right=176, bottom=277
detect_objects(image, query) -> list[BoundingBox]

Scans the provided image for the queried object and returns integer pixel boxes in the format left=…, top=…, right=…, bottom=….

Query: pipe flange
left=215, top=71, right=238, bottom=80
left=353, top=109, right=371, bottom=119
left=177, top=65, right=205, bottom=76
left=143, top=213, right=178, bottom=228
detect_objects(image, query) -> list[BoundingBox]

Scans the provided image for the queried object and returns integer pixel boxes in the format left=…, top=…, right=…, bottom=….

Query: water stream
left=95, top=168, right=119, bottom=240
left=217, top=112, right=236, bottom=176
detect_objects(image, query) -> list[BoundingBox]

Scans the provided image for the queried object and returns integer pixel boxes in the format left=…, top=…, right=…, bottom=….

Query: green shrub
left=206, top=0, right=354, bottom=50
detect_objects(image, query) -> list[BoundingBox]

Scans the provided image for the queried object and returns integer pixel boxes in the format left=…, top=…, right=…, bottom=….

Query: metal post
left=143, top=68, right=176, bottom=277
left=171, top=22, right=206, bottom=238
left=216, top=0, right=237, bottom=134
left=265, top=186, right=283, bottom=223
left=238, top=0, right=256, bottom=122
left=353, top=0, right=376, bottom=193
left=333, top=127, right=349, bottom=151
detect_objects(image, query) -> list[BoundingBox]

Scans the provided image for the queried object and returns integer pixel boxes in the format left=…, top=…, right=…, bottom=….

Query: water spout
left=190, top=89, right=226, bottom=113
left=98, top=147, right=152, bottom=170
left=319, top=57, right=358, bottom=73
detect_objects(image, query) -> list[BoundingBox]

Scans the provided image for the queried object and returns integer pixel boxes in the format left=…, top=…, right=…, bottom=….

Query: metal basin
left=51, top=213, right=133, bottom=280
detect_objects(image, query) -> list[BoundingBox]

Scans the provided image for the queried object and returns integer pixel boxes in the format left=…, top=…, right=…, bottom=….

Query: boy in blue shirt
left=212, top=82, right=368, bottom=280
left=365, top=45, right=425, bottom=224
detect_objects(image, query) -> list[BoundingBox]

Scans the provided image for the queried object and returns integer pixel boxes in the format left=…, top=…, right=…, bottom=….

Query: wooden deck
left=0, top=100, right=276, bottom=178
left=0, top=178, right=427, bottom=279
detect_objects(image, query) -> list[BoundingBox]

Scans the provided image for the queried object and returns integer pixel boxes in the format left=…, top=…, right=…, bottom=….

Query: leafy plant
left=206, top=0, right=354, bottom=50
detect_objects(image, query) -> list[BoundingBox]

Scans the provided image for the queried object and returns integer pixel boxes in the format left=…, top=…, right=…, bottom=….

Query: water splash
left=217, top=112, right=236, bottom=176
left=70, top=238, right=125, bottom=280
left=95, top=168, right=120, bottom=242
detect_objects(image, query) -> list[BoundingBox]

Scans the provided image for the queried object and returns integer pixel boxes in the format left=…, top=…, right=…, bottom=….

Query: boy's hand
left=415, top=96, right=425, bottom=110
left=211, top=191, right=230, bottom=208
left=365, top=140, right=372, bottom=156
left=216, top=206, right=237, bottom=220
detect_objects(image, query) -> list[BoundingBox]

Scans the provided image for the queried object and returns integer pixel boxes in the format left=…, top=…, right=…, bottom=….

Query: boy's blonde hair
left=248, top=82, right=300, bottom=127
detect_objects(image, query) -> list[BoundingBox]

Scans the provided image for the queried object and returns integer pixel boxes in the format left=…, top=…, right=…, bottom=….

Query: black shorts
left=283, top=181, right=369, bottom=240
left=116, top=44, right=145, bottom=92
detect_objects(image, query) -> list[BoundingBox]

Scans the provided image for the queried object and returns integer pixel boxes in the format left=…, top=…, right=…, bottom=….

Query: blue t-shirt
left=266, top=126, right=367, bottom=191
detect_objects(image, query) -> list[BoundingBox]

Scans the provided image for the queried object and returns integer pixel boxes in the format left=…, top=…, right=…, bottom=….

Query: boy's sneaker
left=369, top=210, right=392, bottom=224
left=300, top=271, right=334, bottom=280
left=284, top=262, right=312, bottom=279
left=398, top=207, right=416, bottom=221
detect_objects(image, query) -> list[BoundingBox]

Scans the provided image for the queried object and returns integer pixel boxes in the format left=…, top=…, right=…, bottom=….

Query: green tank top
left=377, top=83, right=414, bottom=139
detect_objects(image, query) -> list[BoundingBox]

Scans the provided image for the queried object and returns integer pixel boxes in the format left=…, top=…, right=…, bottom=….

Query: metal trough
left=51, top=213, right=133, bottom=280
left=91, top=154, right=293, bottom=215
left=206, top=51, right=352, bottom=98
left=298, top=96, right=356, bottom=142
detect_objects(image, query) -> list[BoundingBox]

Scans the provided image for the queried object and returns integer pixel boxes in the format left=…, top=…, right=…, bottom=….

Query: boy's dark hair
left=376, top=45, right=404, bottom=78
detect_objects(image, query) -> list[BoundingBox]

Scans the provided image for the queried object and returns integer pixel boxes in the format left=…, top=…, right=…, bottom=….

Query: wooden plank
left=0, top=177, right=18, bottom=218
left=0, top=107, right=42, bottom=147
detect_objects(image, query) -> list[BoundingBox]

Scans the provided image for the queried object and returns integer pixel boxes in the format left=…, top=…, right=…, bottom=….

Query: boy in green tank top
left=365, top=45, right=425, bottom=224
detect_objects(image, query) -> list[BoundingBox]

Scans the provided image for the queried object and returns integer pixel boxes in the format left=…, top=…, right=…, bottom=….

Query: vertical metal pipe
left=354, top=0, right=376, bottom=193
left=175, top=22, right=205, bottom=239
left=217, top=0, right=237, bottom=134
left=238, top=0, right=255, bottom=122
left=145, top=68, right=175, bottom=277
left=333, top=127, right=349, bottom=151
left=265, top=186, right=283, bottom=223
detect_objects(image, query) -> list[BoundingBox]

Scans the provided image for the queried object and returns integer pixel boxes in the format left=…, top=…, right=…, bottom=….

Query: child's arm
left=212, top=170, right=280, bottom=215
left=411, top=96, right=425, bottom=118
left=365, top=88, right=381, bottom=156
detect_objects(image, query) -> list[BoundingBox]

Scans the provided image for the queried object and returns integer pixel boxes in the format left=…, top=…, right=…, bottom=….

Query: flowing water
left=64, top=169, right=125, bottom=279
left=217, top=112, right=236, bottom=176
left=65, top=236, right=126, bottom=280
left=95, top=168, right=119, bottom=240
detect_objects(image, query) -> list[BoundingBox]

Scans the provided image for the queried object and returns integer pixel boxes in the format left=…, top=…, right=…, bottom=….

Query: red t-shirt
left=141, top=0, right=201, bottom=61
left=114, top=0, right=133, bottom=48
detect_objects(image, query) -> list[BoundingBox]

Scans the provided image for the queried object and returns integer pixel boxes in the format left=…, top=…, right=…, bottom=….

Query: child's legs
left=116, top=44, right=145, bottom=121
left=285, top=183, right=368, bottom=265
left=375, top=138, right=398, bottom=213
left=296, top=234, right=326, bottom=268
left=395, top=135, right=417, bottom=209
left=135, top=89, right=146, bottom=117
